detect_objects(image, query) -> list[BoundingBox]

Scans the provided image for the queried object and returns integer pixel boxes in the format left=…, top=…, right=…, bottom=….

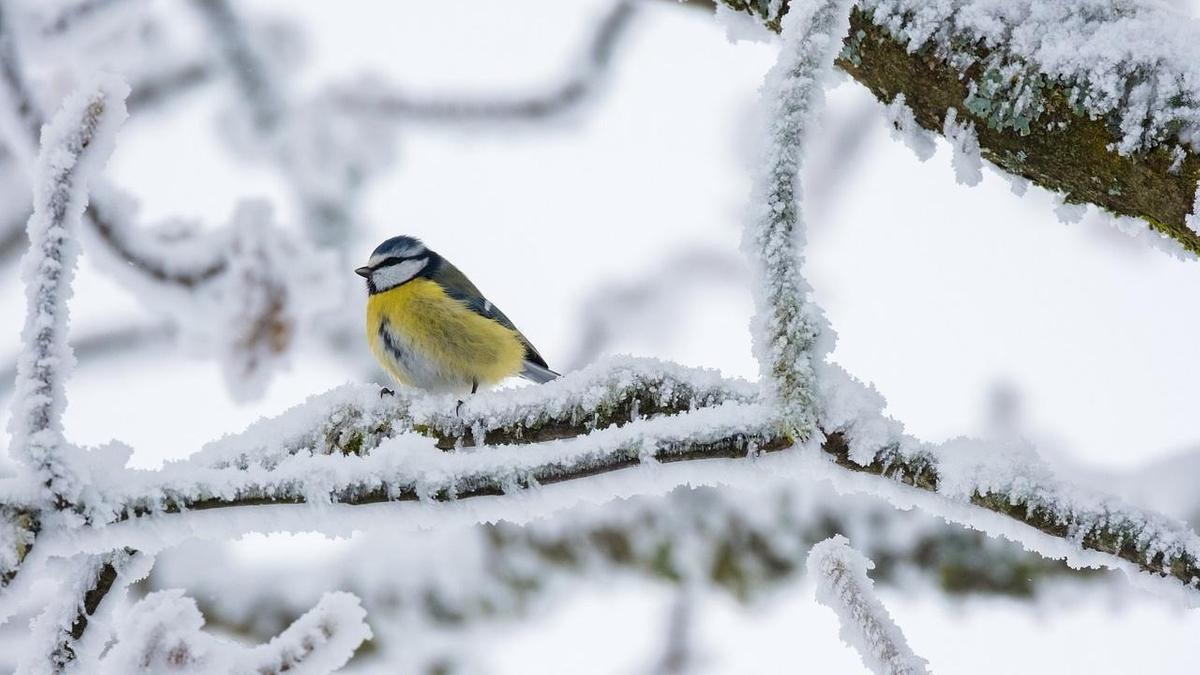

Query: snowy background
left=3, top=0, right=1200, bottom=672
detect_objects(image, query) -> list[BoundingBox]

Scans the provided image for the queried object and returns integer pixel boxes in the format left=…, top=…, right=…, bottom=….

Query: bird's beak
left=354, top=266, right=372, bottom=278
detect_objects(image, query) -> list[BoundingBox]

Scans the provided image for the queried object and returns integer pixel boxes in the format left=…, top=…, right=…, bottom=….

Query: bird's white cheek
left=372, top=259, right=428, bottom=291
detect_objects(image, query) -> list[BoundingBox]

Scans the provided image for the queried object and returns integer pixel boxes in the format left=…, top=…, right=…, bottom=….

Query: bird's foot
left=455, top=399, right=464, bottom=416
left=379, top=387, right=394, bottom=398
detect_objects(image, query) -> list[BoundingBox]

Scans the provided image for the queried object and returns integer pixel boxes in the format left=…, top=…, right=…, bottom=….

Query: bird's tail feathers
left=521, top=361, right=560, bottom=384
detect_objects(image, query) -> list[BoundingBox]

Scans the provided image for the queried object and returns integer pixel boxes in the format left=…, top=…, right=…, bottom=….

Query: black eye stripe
left=375, top=254, right=424, bottom=268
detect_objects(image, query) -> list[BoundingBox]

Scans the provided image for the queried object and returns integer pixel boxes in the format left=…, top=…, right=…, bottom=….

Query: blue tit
left=355, top=235, right=559, bottom=396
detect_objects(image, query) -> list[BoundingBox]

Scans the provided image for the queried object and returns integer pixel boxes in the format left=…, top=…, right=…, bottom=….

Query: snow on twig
left=743, top=0, right=852, bottom=438
left=8, top=75, right=128, bottom=507
left=15, top=548, right=146, bottom=675
left=97, top=590, right=370, bottom=674
left=240, top=592, right=372, bottom=675
left=815, top=364, right=1200, bottom=601
left=333, top=0, right=638, bottom=124
left=99, top=398, right=782, bottom=527
left=942, top=108, right=981, bottom=187
left=807, top=536, right=930, bottom=675
left=884, top=94, right=935, bottom=162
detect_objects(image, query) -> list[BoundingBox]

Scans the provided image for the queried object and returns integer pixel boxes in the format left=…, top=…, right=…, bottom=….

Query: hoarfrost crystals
left=884, top=94, right=935, bottom=162
left=743, top=0, right=852, bottom=437
left=861, top=0, right=1200, bottom=155
left=942, top=108, right=981, bottom=187
left=98, top=590, right=371, bottom=674
left=8, top=73, right=128, bottom=505
left=808, top=536, right=930, bottom=675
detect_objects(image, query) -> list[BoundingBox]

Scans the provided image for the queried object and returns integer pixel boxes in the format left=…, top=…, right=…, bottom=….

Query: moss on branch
left=717, top=2, right=1200, bottom=254
left=821, top=432, right=1200, bottom=590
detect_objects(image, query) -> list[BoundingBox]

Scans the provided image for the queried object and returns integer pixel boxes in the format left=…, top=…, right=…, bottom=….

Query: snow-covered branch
left=716, top=0, right=1200, bottom=255
left=334, top=0, right=637, bottom=124
left=8, top=354, right=1178, bottom=598
left=16, top=548, right=142, bottom=675
left=97, top=589, right=370, bottom=674
left=9, top=75, right=128, bottom=507
left=807, top=536, right=929, bottom=675
left=743, top=0, right=848, bottom=438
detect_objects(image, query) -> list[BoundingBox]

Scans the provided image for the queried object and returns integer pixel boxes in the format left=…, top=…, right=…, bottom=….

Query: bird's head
left=355, top=236, right=434, bottom=294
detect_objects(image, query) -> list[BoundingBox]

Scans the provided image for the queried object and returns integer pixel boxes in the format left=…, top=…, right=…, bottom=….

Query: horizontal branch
left=716, top=1, right=1200, bottom=254
left=39, top=359, right=1197, bottom=598
left=111, top=400, right=787, bottom=519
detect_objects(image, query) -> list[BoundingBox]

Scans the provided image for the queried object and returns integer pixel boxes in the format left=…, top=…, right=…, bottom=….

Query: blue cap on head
left=370, top=236, right=427, bottom=262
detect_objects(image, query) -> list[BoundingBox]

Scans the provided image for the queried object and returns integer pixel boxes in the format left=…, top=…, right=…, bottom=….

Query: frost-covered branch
left=97, top=590, right=370, bottom=674
left=716, top=0, right=1200, bottom=255
left=145, top=482, right=1086, bottom=659
left=16, top=548, right=141, bottom=675
left=35, top=356, right=1187, bottom=596
left=335, top=0, right=637, bottom=124
left=807, top=536, right=929, bottom=675
left=9, top=76, right=128, bottom=507
left=0, top=3, right=233, bottom=288
left=742, top=0, right=848, bottom=439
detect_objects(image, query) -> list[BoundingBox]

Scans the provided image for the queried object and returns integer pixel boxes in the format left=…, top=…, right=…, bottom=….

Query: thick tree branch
left=715, top=1, right=1200, bottom=254
left=45, top=362, right=1197, bottom=596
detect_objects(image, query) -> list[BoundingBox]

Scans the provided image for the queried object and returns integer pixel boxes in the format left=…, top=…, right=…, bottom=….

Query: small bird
left=356, top=235, right=559, bottom=397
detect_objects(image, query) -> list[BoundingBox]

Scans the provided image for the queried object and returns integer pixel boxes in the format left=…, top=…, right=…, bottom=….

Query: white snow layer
left=1186, top=185, right=1200, bottom=236
left=743, top=0, right=851, bottom=437
left=808, top=535, right=930, bottom=675
left=861, top=0, right=1200, bottom=154
left=942, top=108, right=982, bottom=187
left=884, top=94, right=935, bottom=162
left=8, top=73, right=129, bottom=506
left=98, top=590, right=370, bottom=674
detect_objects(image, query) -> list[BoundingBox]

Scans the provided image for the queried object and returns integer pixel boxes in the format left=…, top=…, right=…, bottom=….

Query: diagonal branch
left=16, top=548, right=141, bottom=675
left=714, top=0, right=1200, bottom=254
left=29, top=360, right=1196, bottom=597
left=808, top=535, right=930, bottom=675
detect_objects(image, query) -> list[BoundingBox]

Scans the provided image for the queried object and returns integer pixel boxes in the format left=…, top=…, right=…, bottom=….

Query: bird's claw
left=379, top=387, right=394, bottom=398
left=455, top=399, right=464, bottom=416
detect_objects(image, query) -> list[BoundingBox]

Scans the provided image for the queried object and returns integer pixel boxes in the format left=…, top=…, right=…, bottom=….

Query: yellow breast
left=366, top=278, right=527, bottom=391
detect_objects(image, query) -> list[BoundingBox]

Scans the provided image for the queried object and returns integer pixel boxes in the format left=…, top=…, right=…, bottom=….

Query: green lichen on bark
left=1, top=508, right=37, bottom=590
left=821, top=431, right=1200, bottom=589
left=718, top=1, right=1200, bottom=254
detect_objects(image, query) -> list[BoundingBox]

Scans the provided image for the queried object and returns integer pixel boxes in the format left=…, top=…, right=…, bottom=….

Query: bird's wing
left=430, top=259, right=554, bottom=371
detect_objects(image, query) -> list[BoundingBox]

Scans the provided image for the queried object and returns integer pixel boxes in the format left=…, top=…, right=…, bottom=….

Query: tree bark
left=713, top=2, right=1200, bottom=254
